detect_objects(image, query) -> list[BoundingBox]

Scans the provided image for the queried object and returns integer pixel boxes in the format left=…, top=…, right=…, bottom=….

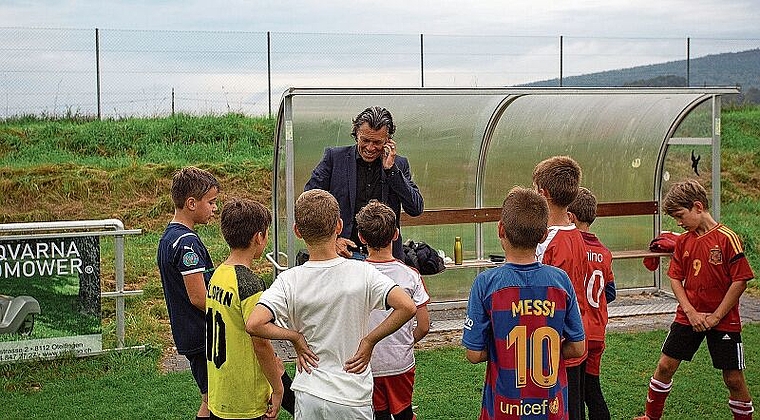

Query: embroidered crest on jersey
left=549, top=397, right=560, bottom=414
left=182, top=251, right=200, bottom=266
left=709, top=246, right=723, bottom=265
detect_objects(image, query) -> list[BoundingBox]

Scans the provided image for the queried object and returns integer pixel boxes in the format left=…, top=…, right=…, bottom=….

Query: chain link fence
left=1, top=28, right=758, bottom=119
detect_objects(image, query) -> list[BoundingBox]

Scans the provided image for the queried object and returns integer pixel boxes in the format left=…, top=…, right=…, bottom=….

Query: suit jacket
left=305, top=145, right=424, bottom=259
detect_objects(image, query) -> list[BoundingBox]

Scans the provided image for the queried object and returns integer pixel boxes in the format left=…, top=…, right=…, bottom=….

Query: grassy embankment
left=0, top=107, right=758, bottom=418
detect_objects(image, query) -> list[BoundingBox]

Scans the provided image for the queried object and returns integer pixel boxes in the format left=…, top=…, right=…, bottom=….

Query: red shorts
left=372, top=367, right=415, bottom=414
left=584, top=339, right=606, bottom=376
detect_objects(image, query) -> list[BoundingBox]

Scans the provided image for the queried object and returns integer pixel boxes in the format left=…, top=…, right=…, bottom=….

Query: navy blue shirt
left=157, top=223, right=214, bottom=355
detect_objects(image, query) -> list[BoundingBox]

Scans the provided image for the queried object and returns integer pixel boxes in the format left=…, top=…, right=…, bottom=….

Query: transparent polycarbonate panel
left=672, top=99, right=712, bottom=138
left=273, top=89, right=722, bottom=299
left=481, top=94, right=704, bottom=292
left=286, top=93, right=504, bottom=209
left=402, top=225, right=478, bottom=262
left=274, top=121, right=289, bottom=269
left=483, top=94, right=703, bottom=205
left=661, top=144, right=714, bottom=198
left=274, top=90, right=507, bottom=274
left=611, top=259, right=657, bottom=289
left=593, top=216, right=659, bottom=289
left=424, top=267, right=488, bottom=302
left=661, top=144, right=714, bottom=231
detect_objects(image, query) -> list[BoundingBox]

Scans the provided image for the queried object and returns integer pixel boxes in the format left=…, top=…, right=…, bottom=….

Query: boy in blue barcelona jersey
left=463, top=186, right=586, bottom=420
left=157, top=166, right=219, bottom=420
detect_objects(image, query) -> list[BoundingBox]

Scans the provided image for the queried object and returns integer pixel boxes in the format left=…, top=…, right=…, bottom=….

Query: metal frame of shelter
left=0, top=219, right=143, bottom=354
left=268, top=87, right=738, bottom=301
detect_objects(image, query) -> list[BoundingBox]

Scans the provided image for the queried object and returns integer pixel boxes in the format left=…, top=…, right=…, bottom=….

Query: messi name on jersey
left=511, top=299, right=556, bottom=317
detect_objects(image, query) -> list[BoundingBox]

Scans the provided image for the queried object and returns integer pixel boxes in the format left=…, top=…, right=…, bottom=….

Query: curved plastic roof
left=272, top=87, right=736, bottom=299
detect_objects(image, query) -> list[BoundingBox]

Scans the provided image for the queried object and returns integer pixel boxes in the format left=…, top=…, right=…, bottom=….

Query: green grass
left=0, top=275, right=100, bottom=341
left=1, top=324, right=758, bottom=419
left=0, top=348, right=198, bottom=419
left=1, top=105, right=759, bottom=418
left=0, top=113, right=274, bottom=168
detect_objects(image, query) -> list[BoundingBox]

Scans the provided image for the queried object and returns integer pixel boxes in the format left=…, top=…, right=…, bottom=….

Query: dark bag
left=403, top=240, right=445, bottom=275
left=295, top=249, right=310, bottom=266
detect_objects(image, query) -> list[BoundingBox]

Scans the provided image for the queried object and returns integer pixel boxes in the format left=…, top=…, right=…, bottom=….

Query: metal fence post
left=115, top=234, right=126, bottom=348
left=95, top=28, right=101, bottom=120
left=420, top=33, right=424, bottom=87
left=559, top=35, right=563, bottom=87
left=267, top=31, right=272, bottom=118
left=686, top=37, right=691, bottom=87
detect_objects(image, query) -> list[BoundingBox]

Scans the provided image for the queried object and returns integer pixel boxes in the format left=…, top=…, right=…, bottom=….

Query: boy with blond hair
left=356, top=200, right=430, bottom=420
left=205, top=198, right=284, bottom=419
left=463, top=187, right=585, bottom=420
left=245, top=189, right=416, bottom=419
left=533, top=155, right=589, bottom=420
left=568, top=187, right=617, bottom=420
left=635, top=179, right=754, bottom=420
left=157, top=166, right=219, bottom=420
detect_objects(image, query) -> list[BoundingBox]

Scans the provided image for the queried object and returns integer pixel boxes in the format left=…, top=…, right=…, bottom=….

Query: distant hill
left=523, top=48, right=760, bottom=103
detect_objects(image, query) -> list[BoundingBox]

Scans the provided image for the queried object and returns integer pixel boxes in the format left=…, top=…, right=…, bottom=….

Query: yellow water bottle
left=454, top=236, right=463, bottom=265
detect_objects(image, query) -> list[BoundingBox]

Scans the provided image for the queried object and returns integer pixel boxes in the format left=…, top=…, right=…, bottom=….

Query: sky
left=2, top=0, right=760, bottom=39
left=2, top=0, right=759, bottom=117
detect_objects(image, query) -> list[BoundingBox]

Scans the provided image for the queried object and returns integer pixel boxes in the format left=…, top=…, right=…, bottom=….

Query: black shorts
left=210, top=412, right=263, bottom=420
left=186, top=351, right=209, bottom=394
left=661, top=322, right=746, bottom=370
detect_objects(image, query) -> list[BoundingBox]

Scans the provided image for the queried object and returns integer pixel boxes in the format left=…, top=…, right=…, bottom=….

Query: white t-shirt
left=258, top=257, right=397, bottom=407
left=367, top=259, right=430, bottom=377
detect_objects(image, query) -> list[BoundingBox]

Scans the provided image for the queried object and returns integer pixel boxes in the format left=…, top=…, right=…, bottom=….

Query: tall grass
left=0, top=113, right=274, bottom=168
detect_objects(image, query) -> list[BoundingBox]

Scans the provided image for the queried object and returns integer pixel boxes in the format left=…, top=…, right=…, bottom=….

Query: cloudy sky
left=2, top=0, right=759, bottom=38
left=2, top=1, right=758, bottom=117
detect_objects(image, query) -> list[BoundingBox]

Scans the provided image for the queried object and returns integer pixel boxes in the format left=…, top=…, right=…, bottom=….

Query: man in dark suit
left=305, top=106, right=424, bottom=260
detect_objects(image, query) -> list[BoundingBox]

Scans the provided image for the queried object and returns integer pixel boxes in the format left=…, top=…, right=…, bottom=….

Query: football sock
left=644, top=377, right=672, bottom=420
left=374, top=409, right=392, bottom=420
left=280, top=371, right=295, bottom=415
left=729, top=399, right=754, bottom=420
left=584, top=374, right=610, bottom=420
left=567, top=363, right=587, bottom=420
left=393, top=405, right=414, bottom=420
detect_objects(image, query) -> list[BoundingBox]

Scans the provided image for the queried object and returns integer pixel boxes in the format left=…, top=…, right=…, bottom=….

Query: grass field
left=1, top=106, right=759, bottom=418
left=0, top=275, right=100, bottom=341
left=1, top=324, right=758, bottom=419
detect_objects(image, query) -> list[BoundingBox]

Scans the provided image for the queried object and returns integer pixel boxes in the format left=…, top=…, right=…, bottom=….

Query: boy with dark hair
left=245, top=189, right=417, bottom=419
left=356, top=200, right=430, bottom=420
left=635, top=179, right=755, bottom=420
left=567, top=187, right=616, bottom=420
left=206, top=198, right=284, bottom=420
left=463, top=187, right=586, bottom=420
left=157, top=166, right=219, bottom=419
left=533, top=155, right=589, bottom=420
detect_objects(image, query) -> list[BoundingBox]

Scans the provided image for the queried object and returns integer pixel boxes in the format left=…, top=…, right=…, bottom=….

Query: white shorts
left=294, top=390, right=373, bottom=420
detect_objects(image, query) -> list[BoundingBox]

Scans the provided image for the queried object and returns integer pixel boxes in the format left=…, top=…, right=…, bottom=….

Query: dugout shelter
left=268, top=87, right=737, bottom=302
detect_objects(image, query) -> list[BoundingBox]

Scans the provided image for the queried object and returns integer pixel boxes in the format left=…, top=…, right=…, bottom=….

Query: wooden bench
left=400, top=200, right=670, bottom=269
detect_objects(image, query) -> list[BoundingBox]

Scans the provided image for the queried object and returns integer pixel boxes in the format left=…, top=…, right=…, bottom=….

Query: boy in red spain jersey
left=635, top=179, right=754, bottom=420
left=568, top=187, right=616, bottom=420
left=463, top=187, right=586, bottom=420
left=533, top=156, right=589, bottom=420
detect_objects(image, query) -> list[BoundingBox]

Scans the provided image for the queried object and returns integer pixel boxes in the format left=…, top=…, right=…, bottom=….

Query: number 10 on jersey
left=506, top=325, right=561, bottom=388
